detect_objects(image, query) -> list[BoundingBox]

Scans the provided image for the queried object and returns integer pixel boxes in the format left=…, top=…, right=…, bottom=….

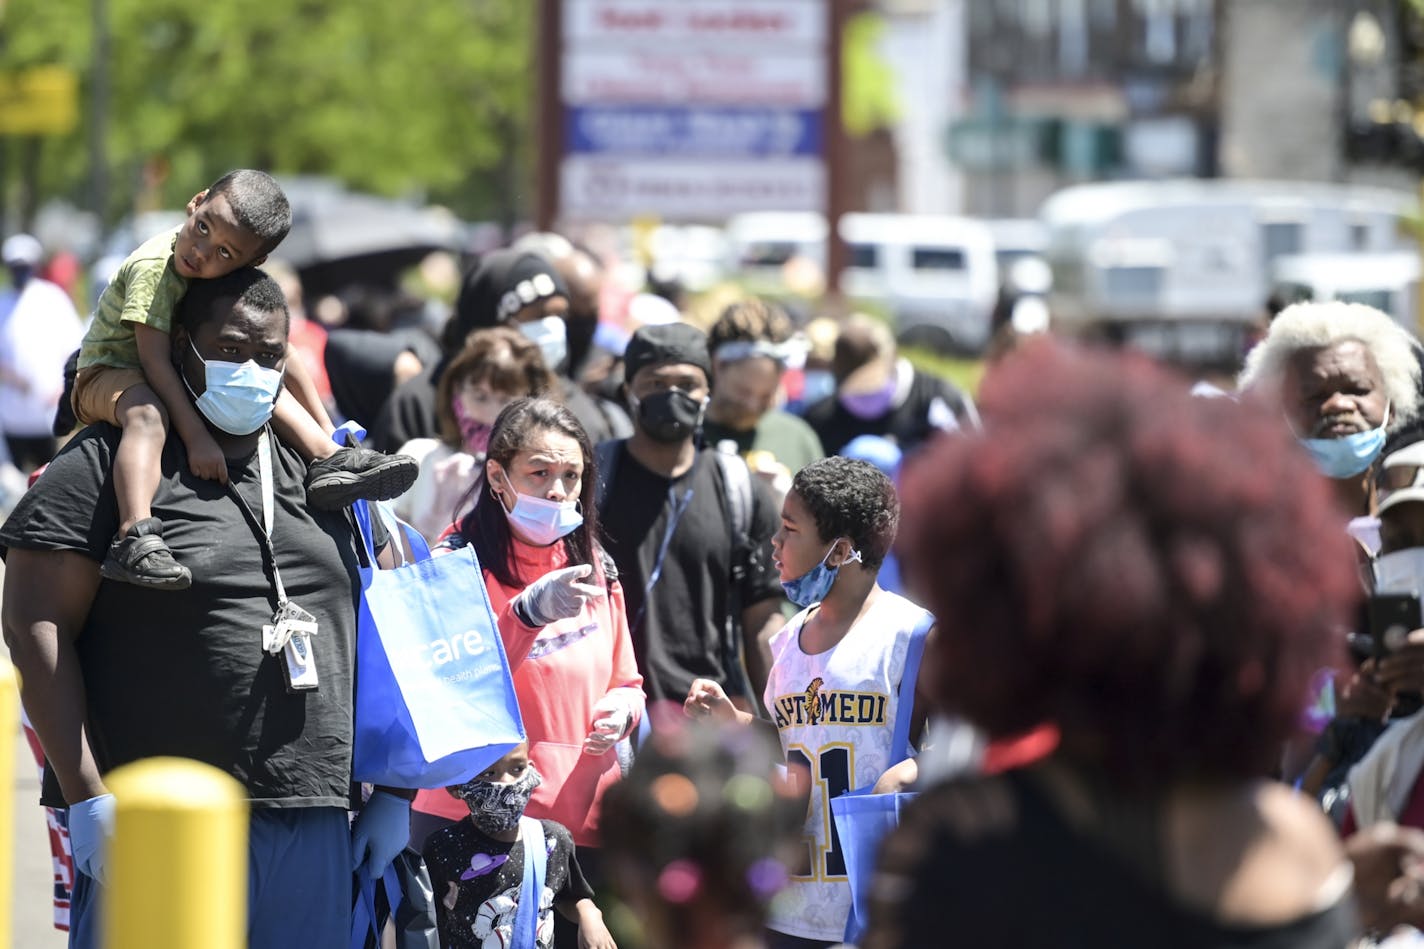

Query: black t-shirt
left=0, top=424, right=362, bottom=809
left=423, top=816, right=592, bottom=949
left=865, top=769, right=1358, bottom=949
left=803, top=368, right=974, bottom=456
left=598, top=444, right=782, bottom=704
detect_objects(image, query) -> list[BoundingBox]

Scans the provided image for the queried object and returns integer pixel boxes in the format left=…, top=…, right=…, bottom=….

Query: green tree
left=2, top=0, right=534, bottom=225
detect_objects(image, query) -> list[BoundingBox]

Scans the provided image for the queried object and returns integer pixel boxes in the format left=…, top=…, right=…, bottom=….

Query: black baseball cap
left=625, top=322, right=712, bottom=382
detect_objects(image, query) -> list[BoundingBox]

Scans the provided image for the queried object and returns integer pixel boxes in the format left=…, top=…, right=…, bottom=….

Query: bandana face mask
left=449, top=764, right=543, bottom=834
left=451, top=396, right=493, bottom=455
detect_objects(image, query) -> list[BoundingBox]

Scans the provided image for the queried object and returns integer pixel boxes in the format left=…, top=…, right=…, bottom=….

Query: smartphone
left=1347, top=631, right=1376, bottom=664
left=1368, top=593, right=1422, bottom=656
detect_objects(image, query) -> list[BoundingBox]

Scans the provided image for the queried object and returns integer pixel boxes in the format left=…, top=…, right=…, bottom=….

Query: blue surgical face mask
left=781, top=540, right=862, bottom=608
left=183, top=339, right=283, bottom=435
left=519, top=316, right=567, bottom=372
left=497, top=471, right=583, bottom=546
left=1298, top=405, right=1390, bottom=479
left=800, top=369, right=836, bottom=406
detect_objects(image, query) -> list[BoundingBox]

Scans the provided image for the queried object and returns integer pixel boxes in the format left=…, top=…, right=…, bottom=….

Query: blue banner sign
left=566, top=105, right=822, bottom=157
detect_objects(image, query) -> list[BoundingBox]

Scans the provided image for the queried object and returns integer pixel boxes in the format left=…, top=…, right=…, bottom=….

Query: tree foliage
left=3, top=0, right=534, bottom=223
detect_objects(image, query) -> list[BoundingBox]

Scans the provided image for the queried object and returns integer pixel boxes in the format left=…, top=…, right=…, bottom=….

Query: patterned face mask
left=448, top=764, right=543, bottom=834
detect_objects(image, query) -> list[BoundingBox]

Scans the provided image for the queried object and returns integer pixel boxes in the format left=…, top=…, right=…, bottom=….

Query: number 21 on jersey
left=786, top=742, right=853, bottom=880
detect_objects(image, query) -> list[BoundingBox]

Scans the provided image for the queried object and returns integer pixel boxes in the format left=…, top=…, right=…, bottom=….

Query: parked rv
left=1041, top=179, right=1415, bottom=361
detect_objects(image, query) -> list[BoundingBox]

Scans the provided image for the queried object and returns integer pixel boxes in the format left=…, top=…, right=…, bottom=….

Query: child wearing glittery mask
left=601, top=722, right=808, bottom=949
left=422, top=743, right=616, bottom=949
left=395, top=327, right=556, bottom=544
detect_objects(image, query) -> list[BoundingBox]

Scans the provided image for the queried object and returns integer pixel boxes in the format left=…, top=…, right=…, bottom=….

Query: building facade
left=957, top=0, right=1221, bottom=217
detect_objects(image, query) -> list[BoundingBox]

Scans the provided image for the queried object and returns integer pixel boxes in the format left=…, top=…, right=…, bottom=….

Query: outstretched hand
left=514, top=564, right=605, bottom=627
left=684, top=678, right=739, bottom=724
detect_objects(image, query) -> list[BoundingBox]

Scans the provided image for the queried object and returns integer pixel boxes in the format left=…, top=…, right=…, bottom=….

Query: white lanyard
left=256, top=429, right=289, bottom=607
left=224, top=430, right=319, bottom=687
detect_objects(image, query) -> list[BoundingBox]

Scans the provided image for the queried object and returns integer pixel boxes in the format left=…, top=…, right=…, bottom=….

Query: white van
left=839, top=213, right=1000, bottom=352
left=723, top=211, right=828, bottom=295
left=724, top=211, right=1000, bottom=351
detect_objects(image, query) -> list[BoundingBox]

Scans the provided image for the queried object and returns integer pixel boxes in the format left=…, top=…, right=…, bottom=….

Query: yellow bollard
left=103, top=758, right=248, bottom=949
left=0, top=662, right=17, bottom=949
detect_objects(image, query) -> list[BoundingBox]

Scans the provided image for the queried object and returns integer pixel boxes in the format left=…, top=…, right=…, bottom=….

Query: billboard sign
left=558, top=0, right=828, bottom=222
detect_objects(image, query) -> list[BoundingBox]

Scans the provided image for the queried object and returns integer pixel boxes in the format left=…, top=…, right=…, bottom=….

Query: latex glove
left=584, top=689, right=641, bottom=755
left=350, top=790, right=411, bottom=878
left=512, top=564, right=605, bottom=628
left=69, top=793, right=116, bottom=885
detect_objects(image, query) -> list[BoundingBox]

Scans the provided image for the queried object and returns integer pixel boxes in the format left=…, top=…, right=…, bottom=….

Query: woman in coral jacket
left=410, top=398, right=644, bottom=908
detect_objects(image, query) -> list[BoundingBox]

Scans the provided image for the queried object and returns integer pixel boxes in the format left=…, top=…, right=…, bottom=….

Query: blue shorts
left=69, top=805, right=350, bottom=949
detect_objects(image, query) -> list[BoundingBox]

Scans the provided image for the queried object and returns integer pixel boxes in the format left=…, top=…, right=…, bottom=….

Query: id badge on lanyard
left=241, top=430, right=320, bottom=693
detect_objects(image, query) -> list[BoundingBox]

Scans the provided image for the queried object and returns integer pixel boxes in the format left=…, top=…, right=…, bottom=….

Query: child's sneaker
left=305, top=447, right=418, bottom=510
left=100, top=518, right=192, bottom=590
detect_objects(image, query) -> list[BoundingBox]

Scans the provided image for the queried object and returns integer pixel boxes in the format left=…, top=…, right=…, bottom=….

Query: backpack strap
left=512, top=817, right=547, bottom=949
left=712, top=442, right=754, bottom=575
left=713, top=443, right=757, bottom=700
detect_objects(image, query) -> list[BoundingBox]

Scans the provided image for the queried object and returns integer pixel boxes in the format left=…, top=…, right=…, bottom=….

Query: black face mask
left=636, top=389, right=704, bottom=443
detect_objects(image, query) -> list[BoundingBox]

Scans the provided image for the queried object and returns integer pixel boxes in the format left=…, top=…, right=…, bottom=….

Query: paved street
left=0, top=557, right=70, bottom=949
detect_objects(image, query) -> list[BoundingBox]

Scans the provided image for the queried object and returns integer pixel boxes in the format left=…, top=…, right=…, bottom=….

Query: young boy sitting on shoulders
left=685, top=455, right=933, bottom=949
left=423, top=742, right=616, bottom=949
left=72, top=169, right=415, bottom=589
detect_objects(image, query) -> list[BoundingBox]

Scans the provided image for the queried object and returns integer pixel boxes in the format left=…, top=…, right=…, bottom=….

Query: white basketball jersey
left=762, top=591, right=932, bottom=941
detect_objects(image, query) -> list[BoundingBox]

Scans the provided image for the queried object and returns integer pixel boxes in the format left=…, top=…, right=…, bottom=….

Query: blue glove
left=69, top=793, right=115, bottom=885
left=350, top=790, right=411, bottom=878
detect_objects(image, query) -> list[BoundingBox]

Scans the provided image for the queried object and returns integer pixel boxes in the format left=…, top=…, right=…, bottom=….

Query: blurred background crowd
left=9, top=1, right=1424, bottom=502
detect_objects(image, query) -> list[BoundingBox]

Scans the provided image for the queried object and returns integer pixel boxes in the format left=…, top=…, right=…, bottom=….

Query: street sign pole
left=90, top=0, right=109, bottom=225
left=826, top=0, right=849, bottom=299
left=535, top=0, right=562, bottom=233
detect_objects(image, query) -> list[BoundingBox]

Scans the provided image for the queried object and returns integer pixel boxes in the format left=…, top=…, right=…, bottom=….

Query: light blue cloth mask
left=1298, top=407, right=1389, bottom=479
left=782, top=540, right=862, bottom=608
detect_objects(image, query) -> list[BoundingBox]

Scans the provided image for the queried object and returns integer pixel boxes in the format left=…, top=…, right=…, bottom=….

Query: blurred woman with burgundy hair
left=865, top=340, right=1361, bottom=948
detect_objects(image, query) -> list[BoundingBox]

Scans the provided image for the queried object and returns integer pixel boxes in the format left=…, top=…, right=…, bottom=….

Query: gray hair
left=1238, top=301, right=1422, bottom=429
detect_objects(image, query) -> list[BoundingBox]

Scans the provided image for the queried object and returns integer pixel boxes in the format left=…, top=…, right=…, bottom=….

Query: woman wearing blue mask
left=410, top=396, right=644, bottom=949
left=1239, top=301, right=1423, bottom=520
left=685, top=455, right=933, bottom=949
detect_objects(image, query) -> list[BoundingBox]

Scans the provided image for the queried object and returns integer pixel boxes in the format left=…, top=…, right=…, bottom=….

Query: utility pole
left=534, top=0, right=561, bottom=233
left=89, top=0, right=109, bottom=225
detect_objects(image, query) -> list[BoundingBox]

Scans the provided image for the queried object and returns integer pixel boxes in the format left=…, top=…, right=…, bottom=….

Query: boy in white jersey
left=685, top=455, right=932, bottom=948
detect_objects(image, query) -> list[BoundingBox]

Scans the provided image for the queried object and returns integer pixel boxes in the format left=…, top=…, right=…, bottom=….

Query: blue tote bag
left=351, top=499, right=525, bottom=788
left=829, top=615, right=931, bottom=944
